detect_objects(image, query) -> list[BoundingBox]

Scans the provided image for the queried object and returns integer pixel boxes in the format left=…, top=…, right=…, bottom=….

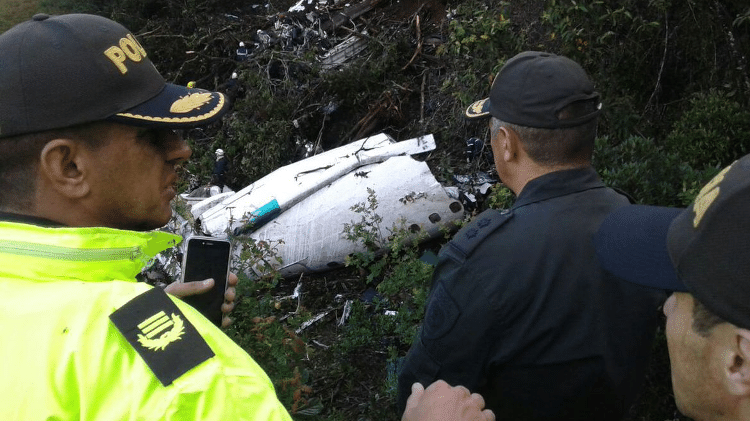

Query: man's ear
left=725, top=329, right=750, bottom=396
left=39, top=139, right=91, bottom=199
left=490, top=125, right=518, bottom=162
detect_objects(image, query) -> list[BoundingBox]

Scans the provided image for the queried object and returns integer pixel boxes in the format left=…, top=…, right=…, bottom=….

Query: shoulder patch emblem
left=137, top=311, right=185, bottom=351
left=422, top=283, right=461, bottom=341
left=110, top=287, right=215, bottom=386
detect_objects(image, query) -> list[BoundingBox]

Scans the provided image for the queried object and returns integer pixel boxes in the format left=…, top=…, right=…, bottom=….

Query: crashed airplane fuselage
left=179, top=133, right=464, bottom=278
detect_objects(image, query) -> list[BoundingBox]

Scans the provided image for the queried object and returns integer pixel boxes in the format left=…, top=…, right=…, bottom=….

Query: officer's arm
left=397, top=253, right=498, bottom=413
left=165, top=300, right=294, bottom=421
left=397, top=210, right=512, bottom=415
left=110, top=287, right=292, bottom=421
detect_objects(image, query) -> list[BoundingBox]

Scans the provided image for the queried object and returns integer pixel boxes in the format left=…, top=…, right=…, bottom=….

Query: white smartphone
left=180, top=236, right=231, bottom=326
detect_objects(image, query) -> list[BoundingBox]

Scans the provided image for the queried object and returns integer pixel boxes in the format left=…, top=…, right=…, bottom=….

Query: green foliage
left=594, top=135, right=719, bottom=207
left=343, top=187, right=386, bottom=283
left=540, top=0, right=750, bottom=142
left=227, top=298, right=318, bottom=416
left=343, top=188, right=433, bottom=318
left=232, top=236, right=285, bottom=289
left=186, top=65, right=301, bottom=189
left=343, top=187, right=386, bottom=250
left=437, top=0, right=520, bottom=127
left=226, top=237, right=320, bottom=416
left=3, top=0, right=748, bottom=419
left=486, top=184, right=515, bottom=210
left=441, top=2, right=516, bottom=61
left=377, top=232, right=434, bottom=349
left=0, top=0, right=39, bottom=32
left=340, top=188, right=436, bottom=401
left=664, top=90, right=750, bottom=170
left=541, top=0, right=664, bottom=138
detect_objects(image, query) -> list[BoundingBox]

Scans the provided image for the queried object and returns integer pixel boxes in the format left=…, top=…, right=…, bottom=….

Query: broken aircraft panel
left=183, top=133, right=464, bottom=278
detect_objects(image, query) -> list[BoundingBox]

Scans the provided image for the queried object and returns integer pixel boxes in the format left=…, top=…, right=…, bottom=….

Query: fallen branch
left=402, top=15, right=423, bottom=70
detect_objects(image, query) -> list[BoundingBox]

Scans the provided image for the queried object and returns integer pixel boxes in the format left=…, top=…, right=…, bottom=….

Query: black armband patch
left=422, top=283, right=460, bottom=340
left=110, top=287, right=215, bottom=386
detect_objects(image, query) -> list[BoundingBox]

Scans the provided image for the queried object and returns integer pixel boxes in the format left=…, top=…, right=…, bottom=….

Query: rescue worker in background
left=219, top=71, right=244, bottom=103
left=236, top=41, right=248, bottom=61
left=0, top=13, right=489, bottom=421
left=213, top=147, right=229, bottom=190
left=595, top=153, right=750, bottom=421
left=397, top=51, right=666, bottom=420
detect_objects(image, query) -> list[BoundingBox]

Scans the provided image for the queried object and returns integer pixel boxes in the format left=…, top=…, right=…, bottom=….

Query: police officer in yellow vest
left=0, top=13, right=493, bottom=421
left=0, top=13, right=293, bottom=421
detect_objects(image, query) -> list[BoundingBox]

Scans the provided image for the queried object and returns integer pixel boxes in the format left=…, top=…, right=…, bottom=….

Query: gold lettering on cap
left=127, top=33, right=148, bottom=58
left=120, top=37, right=143, bottom=63
left=103, top=33, right=149, bottom=75
left=104, top=46, right=129, bottom=74
left=170, top=93, right=213, bottom=114
left=693, top=164, right=732, bottom=227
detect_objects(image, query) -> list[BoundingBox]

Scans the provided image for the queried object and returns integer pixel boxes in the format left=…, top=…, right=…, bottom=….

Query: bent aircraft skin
left=181, top=133, right=465, bottom=278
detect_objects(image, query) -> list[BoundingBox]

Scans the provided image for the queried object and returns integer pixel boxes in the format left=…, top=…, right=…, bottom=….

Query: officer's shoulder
left=109, top=287, right=215, bottom=386
left=448, top=208, right=513, bottom=257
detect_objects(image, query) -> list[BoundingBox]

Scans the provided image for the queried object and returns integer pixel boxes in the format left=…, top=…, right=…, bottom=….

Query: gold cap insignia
left=136, top=311, right=185, bottom=351
left=693, top=164, right=732, bottom=227
left=468, top=99, right=488, bottom=116
left=170, top=93, right=213, bottom=114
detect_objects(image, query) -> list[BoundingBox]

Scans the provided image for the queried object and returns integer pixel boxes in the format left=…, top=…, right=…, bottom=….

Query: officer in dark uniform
left=397, top=51, right=666, bottom=420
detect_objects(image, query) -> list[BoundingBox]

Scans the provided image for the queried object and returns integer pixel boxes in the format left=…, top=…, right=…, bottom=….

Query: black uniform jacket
left=397, top=167, right=665, bottom=420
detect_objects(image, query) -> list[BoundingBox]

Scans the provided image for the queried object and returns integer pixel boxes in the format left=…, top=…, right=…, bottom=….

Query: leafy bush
left=664, top=90, right=750, bottom=170
left=486, top=184, right=515, bottom=210
left=227, top=290, right=318, bottom=416
left=594, top=135, right=719, bottom=207
left=343, top=189, right=435, bottom=345
left=434, top=0, right=520, bottom=149
left=541, top=0, right=664, bottom=138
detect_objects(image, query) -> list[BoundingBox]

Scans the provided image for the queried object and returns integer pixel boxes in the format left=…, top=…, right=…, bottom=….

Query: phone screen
left=181, top=237, right=231, bottom=326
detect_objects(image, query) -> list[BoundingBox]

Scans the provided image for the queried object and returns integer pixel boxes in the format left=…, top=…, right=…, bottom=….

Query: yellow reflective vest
left=0, top=221, right=293, bottom=421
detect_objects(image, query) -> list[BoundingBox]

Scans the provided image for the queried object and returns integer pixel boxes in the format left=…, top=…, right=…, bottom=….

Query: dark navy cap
left=0, top=13, right=229, bottom=138
left=596, top=154, right=750, bottom=329
left=465, top=51, right=601, bottom=129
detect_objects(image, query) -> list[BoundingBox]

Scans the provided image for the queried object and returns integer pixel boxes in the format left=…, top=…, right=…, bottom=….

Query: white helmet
left=215, top=148, right=224, bottom=156
left=239, top=41, right=245, bottom=47
left=231, top=72, right=238, bottom=79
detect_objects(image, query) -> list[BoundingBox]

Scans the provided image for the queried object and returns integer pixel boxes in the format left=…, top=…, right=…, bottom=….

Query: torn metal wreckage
left=167, top=133, right=465, bottom=281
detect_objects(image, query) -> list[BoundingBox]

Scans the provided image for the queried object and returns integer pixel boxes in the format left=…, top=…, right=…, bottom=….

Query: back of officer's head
left=466, top=51, right=602, bottom=167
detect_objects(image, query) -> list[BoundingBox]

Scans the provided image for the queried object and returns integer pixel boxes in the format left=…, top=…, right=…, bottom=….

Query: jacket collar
left=0, top=221, right=181, bottom=284
left=512, top=166, right=605, bottom=209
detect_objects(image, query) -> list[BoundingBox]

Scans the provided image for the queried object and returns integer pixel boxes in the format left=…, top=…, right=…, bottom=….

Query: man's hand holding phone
left=165, top=272, right=238, bottom=328
left=171, top=236, right=234, bottom=327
